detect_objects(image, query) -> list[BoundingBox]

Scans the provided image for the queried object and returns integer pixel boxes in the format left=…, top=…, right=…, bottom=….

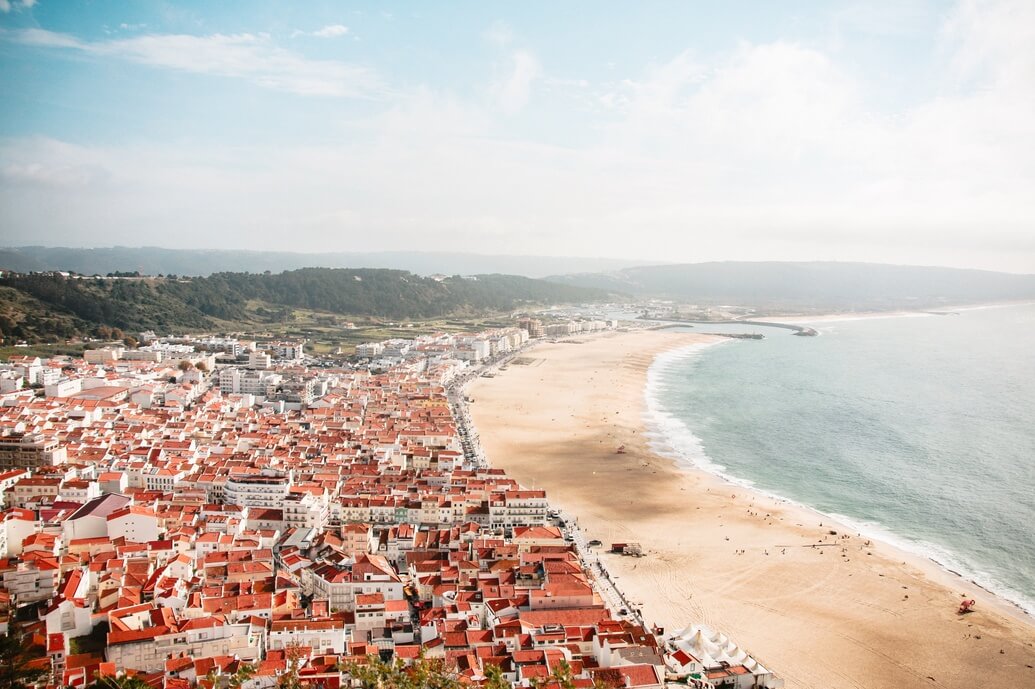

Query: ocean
left=644, top=304, right=1035, bottom=616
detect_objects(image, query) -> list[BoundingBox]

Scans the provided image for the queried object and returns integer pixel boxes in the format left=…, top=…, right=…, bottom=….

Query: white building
left=303, top=555, right=403, bottom=613
left=106, top=619, right=264, bottom=672
left=282, top=491, right=329, bottom=531
left=0, top=507, right=37, bottom=557
left=106, top=505, right=162, bottom=543
left=44, top=378, right=82, bottom=398
left=247, top=351, right=272, bottom=370
left=1, top=560, right=60, bottom=605
left=218, top=368, right=282, bottom=397
left=84, top=347, right=123, bottom=363
left=62, top=493, right=132, bottom=542
left=224, top=470, right=293, bottom=509
left=268, top=619, right=350, bottom=655
left=272, top=341, right=305, bottom=362
left=355, top=343, right=384, bottom=359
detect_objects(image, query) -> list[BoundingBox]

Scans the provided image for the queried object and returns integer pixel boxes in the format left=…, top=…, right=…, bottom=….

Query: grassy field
left=211, top=303, right=517, bottom=356
left=1, top=293, right=521, bottom=361
left=0, top=342, right=87, bottom=359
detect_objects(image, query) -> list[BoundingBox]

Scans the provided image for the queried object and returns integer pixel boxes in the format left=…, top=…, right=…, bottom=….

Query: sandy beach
left=468, top=330, right=1035, bottom=689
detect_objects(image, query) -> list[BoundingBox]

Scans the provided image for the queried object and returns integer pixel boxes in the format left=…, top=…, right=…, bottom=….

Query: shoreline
left=641, top=337, right=1035, bottom=625
left=468, top=329, right=1035, bottom=689
left=756, top=299, right=1035, bottom=325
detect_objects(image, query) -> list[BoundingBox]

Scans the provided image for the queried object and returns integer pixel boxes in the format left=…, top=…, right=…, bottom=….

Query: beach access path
left=467, top=329, right=1035, bottom=689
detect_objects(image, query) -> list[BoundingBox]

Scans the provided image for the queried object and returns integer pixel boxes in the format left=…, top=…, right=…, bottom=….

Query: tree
left=206, top=663, right=255, bottom=689
left=85, top=674, right=152, bottom=689
left=277, top=643, right=308, bottom=689
left=123, top=336, right=139, bottom=348
left=195, top=361, right=208, bottom=372
left=178, top=360, right=194, bottom=371
left=482, top=664, right=512, bottom=689
left=529, top=660, right=616, bottom=689
left=0, top=633, right=49, bottom=689
left=226, top=664, right=255, bottom=689
left=531, top=660, right=575, bottom=689
left=343, top=655, right=462, bottom=689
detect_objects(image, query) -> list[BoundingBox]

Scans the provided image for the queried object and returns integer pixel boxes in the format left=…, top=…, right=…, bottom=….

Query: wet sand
left=468, top=329, right=1035, bottom=689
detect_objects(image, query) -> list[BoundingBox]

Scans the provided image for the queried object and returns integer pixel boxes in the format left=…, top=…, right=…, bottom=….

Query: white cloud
left=312, top=24, right=349, bottom=38
left=1, top=0, right=1033, bottom=272
left=484, top=20, right=513, bottom=47
left=0, top=0, right=36, bottom=12
left=943, top=0, right=1035, bottom=90
left=9, top=28, right=381, bottom=97
left=492, top=50, right=541, bottom=114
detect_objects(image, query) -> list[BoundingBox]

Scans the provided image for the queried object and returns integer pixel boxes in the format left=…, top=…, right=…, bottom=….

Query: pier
left=649, top=317, right=819, bottom=336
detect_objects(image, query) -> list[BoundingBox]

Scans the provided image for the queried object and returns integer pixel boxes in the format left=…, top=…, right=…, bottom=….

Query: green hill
left=0, top=268, right=611, bottom=343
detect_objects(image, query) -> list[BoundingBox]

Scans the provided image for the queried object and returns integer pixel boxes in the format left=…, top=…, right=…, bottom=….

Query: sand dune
left=468, top=329, right=1035, bottom=689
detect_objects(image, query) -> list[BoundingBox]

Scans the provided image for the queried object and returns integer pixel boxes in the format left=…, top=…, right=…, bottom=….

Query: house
left=63, top=494, right=132, bottom=542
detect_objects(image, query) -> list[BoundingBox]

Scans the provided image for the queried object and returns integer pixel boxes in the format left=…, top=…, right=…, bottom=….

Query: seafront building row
left=0, top=323, right=779, bottom=689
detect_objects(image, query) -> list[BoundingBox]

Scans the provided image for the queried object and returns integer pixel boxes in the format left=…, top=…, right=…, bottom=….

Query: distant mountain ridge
left=545, top=261, right=1035, bottom=311
left=0, top=246, right=649, bottom=279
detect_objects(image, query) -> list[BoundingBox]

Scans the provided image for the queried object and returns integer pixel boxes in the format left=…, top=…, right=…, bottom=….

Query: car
left=587, top=539, right=602, bottom=547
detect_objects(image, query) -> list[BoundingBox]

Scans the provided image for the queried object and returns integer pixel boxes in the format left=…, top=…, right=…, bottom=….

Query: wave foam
left=642, top=341, right=1035, bottom=619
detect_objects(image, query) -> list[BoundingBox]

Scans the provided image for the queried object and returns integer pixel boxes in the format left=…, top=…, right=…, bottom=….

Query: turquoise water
left=646, top=305, right=1035, bottom=615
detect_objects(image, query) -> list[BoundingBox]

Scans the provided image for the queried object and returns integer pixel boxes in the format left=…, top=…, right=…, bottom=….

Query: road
left=558, top=510, right=648, bottom=628
left=446, top=344, right=647, bottom=628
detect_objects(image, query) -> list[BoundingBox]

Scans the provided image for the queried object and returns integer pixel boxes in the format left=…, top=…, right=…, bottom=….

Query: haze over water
left=647, top=304, right=1035, bottom=615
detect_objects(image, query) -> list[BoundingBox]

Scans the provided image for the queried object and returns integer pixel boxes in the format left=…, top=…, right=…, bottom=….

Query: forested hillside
left=0, top=268, right=610, bottom=343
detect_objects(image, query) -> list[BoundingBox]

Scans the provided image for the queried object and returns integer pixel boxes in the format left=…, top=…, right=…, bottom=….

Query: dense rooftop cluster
left=0, top=324, right=779, bottom=689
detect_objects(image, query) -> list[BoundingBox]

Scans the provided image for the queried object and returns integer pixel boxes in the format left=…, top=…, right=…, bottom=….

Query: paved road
left=446, top=344, right=535, bottom=470
left=559, top=510, right=647, bottom=628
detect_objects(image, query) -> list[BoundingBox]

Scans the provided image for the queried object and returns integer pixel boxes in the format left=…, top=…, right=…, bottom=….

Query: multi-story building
left=44, top=378, right=82, bottom=398
left=518, top=318, right=545, bottom=338
left=267, top=619, right=350, bottom=655
left=271, top=341, right=305, bottom=362
left=283, top=491, right=329, bottom=532
left=247, top=351, right=272, bottom=370
left=0, top=433, right=67, bottom=470
left=218, top=368, right=282, bottom=397
left=1, top=559, right=60, bottom=605
left=224, top=470, right=293, bottom=509
left=303, top=555, right=403, bottom=613
left=106, top=620, right=264, bottom=673
left=7, top=476, right=62, bottom=507
left=355, top=342, right=384, bottom=359
left=491, top=490, right=549, bottom=528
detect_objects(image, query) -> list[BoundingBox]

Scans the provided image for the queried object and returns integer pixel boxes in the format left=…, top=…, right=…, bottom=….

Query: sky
left=0, top=0, right=1033, bottom=273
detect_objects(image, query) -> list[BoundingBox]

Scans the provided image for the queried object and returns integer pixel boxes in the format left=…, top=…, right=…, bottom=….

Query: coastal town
left=0, top=320, right=782, bottom=689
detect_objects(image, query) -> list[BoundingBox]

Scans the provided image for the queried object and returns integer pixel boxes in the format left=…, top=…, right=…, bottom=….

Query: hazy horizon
left=2, top=1, right=1034, bottom=273
left=5, top=245, right=1035, bottom=277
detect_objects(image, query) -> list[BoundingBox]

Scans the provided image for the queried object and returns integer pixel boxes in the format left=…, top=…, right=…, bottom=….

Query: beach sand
left=468, top=330, right=1035, bottom=689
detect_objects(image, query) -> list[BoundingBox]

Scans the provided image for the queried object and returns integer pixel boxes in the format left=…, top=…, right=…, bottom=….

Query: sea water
left=645, top=304, right=1035, bottom=615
